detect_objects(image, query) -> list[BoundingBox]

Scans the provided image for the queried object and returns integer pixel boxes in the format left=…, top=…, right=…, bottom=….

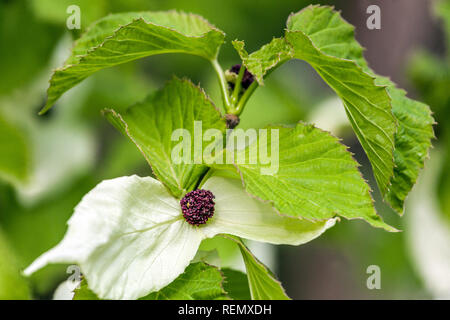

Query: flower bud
left=227, top=64, right=255, bottom=90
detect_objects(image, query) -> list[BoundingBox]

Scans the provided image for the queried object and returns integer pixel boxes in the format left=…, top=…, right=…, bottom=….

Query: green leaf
left=222, top=268, right=251, bottom=300
left=284, top=5, right=434, bottom=214
left=215, top=123, right=394, bottom=231
left=0, top=114, right=30, bottom=184
left=232, top=38, right=293, bottom=84
left=74, top=262, right=228, bottom=300
left=378, top=79, right=435, bottom=214
left=285, top=5, right=434, bottom=214
left=73, top=279, right=100, bottom=300
left=142, top=262, right=228, bottom=300
left=225, top=236, right=289, bottom=300
left=104, top=78, right=226, bottom=198
left=0, top=228, right=30, bottom=300
left=285, top=5, right=397, bottom=199
left=42, top=11, right=225, bottom=113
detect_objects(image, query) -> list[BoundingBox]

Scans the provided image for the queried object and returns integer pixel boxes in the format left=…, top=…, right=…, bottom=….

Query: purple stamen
left=180, top=189, right=215, bottom=226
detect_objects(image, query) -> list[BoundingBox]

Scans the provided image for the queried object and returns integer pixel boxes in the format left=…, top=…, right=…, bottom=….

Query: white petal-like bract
left=201, top=175, right=336, bottom=245
left=25, top=173, right=336, bottom=300
left=24, top=175, right=204, bottom=300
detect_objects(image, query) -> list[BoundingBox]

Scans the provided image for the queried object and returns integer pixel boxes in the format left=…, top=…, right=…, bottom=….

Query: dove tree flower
left=24, top=171, right=336, bottom=300
left=24, top=6, right=433, bottom=300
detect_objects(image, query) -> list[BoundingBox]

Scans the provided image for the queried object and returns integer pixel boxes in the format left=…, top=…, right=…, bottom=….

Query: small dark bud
left=228, top=64, right=255, bottom=89
left=180, top=189, right=215, bottom=226
left=225, top=114, right=240, bottom=129
left=230, top=64, right=241, bottom=74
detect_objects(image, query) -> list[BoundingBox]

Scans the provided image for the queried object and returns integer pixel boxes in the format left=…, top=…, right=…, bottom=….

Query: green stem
left=232, top=59, right=289, bottom=116
left=233, top=80, right=258, bottom=116
left=231, top=65, right=245, bottom=106
left=195, top=167, right=215, bottom=190
left=211, top=59, right=232, bottom=112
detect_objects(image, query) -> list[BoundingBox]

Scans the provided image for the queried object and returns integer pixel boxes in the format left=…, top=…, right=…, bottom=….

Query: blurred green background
left=0, top=0, right=449, bottom=299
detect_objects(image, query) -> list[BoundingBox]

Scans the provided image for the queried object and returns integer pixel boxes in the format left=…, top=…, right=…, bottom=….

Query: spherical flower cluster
left=180, top=189, right=215, bottom=226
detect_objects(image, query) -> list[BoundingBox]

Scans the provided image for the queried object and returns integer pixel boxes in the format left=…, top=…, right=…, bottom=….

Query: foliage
left=0, top=3, right=435, bottom=300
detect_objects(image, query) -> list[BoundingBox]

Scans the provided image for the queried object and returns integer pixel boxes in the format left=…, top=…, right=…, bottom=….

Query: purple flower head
left=180, top=189, right=215, bottom=226
left=229, top=64, right=255, bottom=89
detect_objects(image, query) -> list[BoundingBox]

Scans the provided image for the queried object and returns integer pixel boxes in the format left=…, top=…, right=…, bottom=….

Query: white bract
left=24, top=173, right=336, bottom=300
